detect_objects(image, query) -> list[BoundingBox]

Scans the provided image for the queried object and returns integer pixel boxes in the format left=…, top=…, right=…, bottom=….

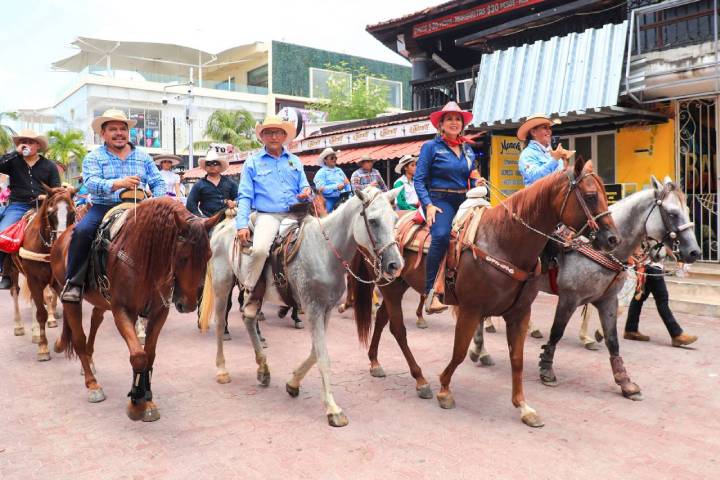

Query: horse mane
left=482, top=171, right=564, bottom=238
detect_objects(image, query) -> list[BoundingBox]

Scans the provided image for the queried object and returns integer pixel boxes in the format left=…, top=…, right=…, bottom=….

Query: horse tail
left=59, top=310, right=75, bottom=359
left=350, top=252, right=374, bottom=346
left=198, top=262, right=214, bottom=333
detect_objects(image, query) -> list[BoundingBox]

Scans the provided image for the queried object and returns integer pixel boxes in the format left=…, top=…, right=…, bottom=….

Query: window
left=310, top=67, right=351, bottom=100
left=93, top=107, right=162, bottom=148
left=554, top=132, right=615, bottom=183
left=456, top=78, right=474, bottom=103
left=247, top=65, right=268, bottom=88
left=368, top=77, right=403, bottom=109
left=215, top=77, right=236, bottom=91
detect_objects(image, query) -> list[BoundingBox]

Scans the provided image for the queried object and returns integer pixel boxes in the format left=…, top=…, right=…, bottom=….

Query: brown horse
left=351, top=157, right=619, bottom=427
left=10, top=187, right=76, bottom=360
left=50, top=197, right=222, bottom=421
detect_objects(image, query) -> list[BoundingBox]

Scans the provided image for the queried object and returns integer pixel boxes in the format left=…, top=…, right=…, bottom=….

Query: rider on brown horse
left=60, top=109, right=166, bottom=303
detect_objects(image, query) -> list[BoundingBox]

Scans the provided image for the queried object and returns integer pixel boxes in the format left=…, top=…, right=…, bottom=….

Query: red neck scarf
left=442, top=134, right=470, bottom=147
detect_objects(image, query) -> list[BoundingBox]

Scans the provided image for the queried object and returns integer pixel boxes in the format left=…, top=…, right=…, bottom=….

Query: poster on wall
left=489, top=135, right=524, bottom=203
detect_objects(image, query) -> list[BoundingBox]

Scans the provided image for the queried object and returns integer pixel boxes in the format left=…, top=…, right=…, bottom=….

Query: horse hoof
left=623, top=389, right=643, bottom=401
left=53, top=339, right=65, bottom=354
left=216, top=372, right=232, bottom=384
left=437, top=392, right=455, bottom=409
left=142, top=403, right=161, bottom=422
left=416, top=384, right=433, bottom=399
left=540, top=375, right=558, bottom=387
left=127, top=401, right=146, bottom=421
left=257, top=312, right=266, bottom=322
left=584, top=341, right=601, bottom=351
left=14, top=326, right=25, bottom=336
left=337, top=304, right=347, bottom=314
left=416, top=318, right=428, bottom=329
left=286, top=383, right=300, bottom=398
left=369, top=365, right=386, bottom=378
left=261, top=338, right=268, bottom=349
left=530, top=329, right=543, bottom=339
left=223, top=332, right=232, bottom=341
left=294, top=320, right=304, bottom=329
left=32, top=335, right=40, bottom=344
left=37, top=351, right=51, bottom=362
left=522, top=412, right=545, bottom=428
left=257, top=367, right=271, bottom=387
left=327, top=412, right=349, bottom=427
left=47, top=319, right=58, bottom=328
left=479, top=355, right=495, bottom=367
left=468, top=350, right=479, bottom=363
left=88, top=388, right=106, bottom=403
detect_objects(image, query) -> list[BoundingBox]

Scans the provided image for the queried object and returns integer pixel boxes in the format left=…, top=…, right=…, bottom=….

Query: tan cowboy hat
left=429, top=101, right=473, bottom=129
left=12, top=129, right=49, bottom=152
left=254, top=115, right=296, bottom=145
left=394, top=154, right=417, bottom=174
left=198, top=148, right=229, bottom=173
left=154, top=154, right=181, bottom=167
left=516, top=113, right=561, bottom=141
left=91, top=109, right=137, bottom=135
left=317, top=147, right=339, bottom=167
left=356, top=154, right=376, bottom=165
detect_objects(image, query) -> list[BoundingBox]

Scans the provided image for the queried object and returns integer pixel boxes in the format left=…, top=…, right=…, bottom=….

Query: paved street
left=2, top=290, right=718, bottom=479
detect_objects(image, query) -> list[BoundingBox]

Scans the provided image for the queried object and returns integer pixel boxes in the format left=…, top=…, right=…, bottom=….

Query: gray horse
left=199, top=186, right=403, bottom=427
left=469, top=177, right=701, bottom=400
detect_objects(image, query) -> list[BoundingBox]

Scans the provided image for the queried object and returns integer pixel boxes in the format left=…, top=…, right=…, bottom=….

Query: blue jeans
left=324, top=196, right=340, bottom=213
left=0, top=202, right=32, bottom=272
left=425, top=192, right=465, bottom=293
left=66, top=204, right=113, bottom=284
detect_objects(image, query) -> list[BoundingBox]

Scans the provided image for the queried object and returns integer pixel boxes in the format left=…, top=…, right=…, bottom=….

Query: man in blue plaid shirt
left=61, top=109, right=166, bottom=303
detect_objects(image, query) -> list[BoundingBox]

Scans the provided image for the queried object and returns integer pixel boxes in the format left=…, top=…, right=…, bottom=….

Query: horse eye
left=369, top=218, right=379, bottom=227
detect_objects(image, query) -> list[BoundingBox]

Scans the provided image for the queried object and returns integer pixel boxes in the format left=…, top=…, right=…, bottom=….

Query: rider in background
left=186, top=149, right=237, bottom=216
left=350, top=155, right=388, bottom=192
left=393, top=154, right=418, bottom=211
left=154, top=154, right=183, bottom=198
left=314, top=147, right=351, bottom=213
left=415, top=101, right=484, bottom=314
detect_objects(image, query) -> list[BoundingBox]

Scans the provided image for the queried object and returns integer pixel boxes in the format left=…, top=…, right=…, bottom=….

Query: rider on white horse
left=235, top=115, right=311, bottom=320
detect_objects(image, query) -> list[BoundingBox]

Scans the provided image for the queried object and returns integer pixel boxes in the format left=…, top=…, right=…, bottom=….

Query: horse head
left=170, top=208, right=223, bottom=313
left=646, top=176, right=701, bottom=263
left=352, top=186, right=404, bottom=279
left=558, top=156, right=620, bottom=251
left=43, top=185, right=77, bottom=238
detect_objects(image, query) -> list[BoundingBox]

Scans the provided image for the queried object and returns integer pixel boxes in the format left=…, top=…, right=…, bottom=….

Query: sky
left=0, top=0, right=438, bottom=112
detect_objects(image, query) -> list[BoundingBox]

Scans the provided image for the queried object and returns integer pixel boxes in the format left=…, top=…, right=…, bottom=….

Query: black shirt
left=186, top=175, right=239, bottom=217
left=0, top=152, right=62, bottom=204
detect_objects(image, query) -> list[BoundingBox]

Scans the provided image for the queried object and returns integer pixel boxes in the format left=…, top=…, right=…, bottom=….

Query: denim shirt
left=82, top=144, right=166, bottom=205
left=518, top=140, right=563, bottom=186
left=314, top=166, right=351, bottom=199
left=414, top=136, right=475, bottom=207
left=236, top=147, right=310, bottom=229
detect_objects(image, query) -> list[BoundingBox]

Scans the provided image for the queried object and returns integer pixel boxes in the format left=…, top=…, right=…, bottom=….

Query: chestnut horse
left=351, top=157, right=620, bottom=427
left=50, top=197, right=221, bottom=421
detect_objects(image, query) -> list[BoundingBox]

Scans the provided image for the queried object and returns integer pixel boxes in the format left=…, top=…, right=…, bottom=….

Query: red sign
left=412, top=0, right=546, bottom=38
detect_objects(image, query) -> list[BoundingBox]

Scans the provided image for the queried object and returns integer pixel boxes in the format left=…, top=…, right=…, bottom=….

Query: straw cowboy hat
left=91, top=109, right=137, bottom=135
left=198, top=148, right=229, bottom=173
left=154, top=154, right=181, bottom=167
left=254, top=115, right=296, bottom=145
left=394, top=154, right=417, bottom=174
left=356, top=154, right=376, bottom=165
left=516, top=113, right=561, bottom=141
left=12, top=129, right=49, bottom=152
left=429, top=101, right=473, bottom=129
left=317, top=147, right=339, bottom=167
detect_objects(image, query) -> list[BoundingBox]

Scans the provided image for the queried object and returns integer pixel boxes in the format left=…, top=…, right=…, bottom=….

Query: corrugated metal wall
left=472, top=21, right=629, bottom=127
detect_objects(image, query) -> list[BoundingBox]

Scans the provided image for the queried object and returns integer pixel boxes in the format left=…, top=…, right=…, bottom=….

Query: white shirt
left=159, top=170, right=180, bottom=195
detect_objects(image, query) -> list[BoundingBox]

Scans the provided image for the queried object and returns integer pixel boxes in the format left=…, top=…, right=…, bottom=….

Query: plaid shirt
left=82, top=144, right=166, bottom=205
left=350, top=167, right=387, bottom=192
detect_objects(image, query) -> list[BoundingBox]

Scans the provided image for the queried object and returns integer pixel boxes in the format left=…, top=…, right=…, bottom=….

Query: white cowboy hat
left=198, top=148, right=229, bottom=173
left=154, top=154, right=181, bottom=167
left=356, top=154, right=376, bottom=165
left=91, top=109, right=137, bottom=135
left=12, top=129, right=49, bottom=152
left=516, top=113, right=561, bottom=141
left=394, top=154, right=417, bottom=174
left=317, top=147, right=339, bottom=167
left=254, top=115, right=296, bottom=145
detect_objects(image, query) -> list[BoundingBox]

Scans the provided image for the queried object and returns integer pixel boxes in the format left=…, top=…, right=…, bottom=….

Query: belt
left=430, top=188, right=468, bottom=194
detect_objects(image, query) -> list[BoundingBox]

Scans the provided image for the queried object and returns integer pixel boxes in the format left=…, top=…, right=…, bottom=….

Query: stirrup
left=60, top=281, right=83, bottom=304
left=424, top=289, right=448, bottom=315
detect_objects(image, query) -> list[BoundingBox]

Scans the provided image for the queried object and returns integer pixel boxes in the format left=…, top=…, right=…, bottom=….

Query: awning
left=472, top=21, right=630, bottom=128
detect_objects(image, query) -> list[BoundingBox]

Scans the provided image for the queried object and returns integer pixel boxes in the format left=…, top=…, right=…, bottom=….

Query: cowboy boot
left=61, top=257, right=90, bottom=303
left=424, top=289, right=448, bottom=314
left=623, top=331, right=650, bottom=341
left=671, top=333, right=698, bottom=347
left=243, top=275, right=266, bottom=320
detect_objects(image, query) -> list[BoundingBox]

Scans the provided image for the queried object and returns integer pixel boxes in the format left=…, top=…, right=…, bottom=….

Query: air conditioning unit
left=456, top=78, right=474, bottom=103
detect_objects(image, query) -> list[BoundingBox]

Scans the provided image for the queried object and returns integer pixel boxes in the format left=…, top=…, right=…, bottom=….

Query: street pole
left=172, top=117, right=176, bottom=155
left=187, top=67, right=195, bottom=170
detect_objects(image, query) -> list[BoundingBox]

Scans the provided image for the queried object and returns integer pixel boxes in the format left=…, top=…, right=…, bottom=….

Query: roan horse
left=50, top=197, right=221, bottom=421
left=351, top=157, right=620, bottom=427
left=199, top=186, right=403, bottom=427
left=10, top=187, right=76, bottom=361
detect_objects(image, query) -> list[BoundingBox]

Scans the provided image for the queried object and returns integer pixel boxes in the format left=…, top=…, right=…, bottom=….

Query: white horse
left=199, top=186, right=403, bottom=427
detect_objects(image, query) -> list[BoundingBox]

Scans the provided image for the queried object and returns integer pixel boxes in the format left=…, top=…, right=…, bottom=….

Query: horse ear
left=355, top=187, right=367, bottom=203
left=384, top=186, right=402, bottom=205
left=173, top=209, right=190, bottom=233
left=203, top=210, right=224, bottom=232
left=573, top=154, right=587, bottom=178
left=650, top=175, right=663, bottom=192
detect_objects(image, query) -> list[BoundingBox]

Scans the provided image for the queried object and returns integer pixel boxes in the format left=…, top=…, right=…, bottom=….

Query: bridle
left=643, top=183, right=694, bottom=255
left=35, top=195, right=75, bottom=248
left=558, top=169, right=611, bottom=240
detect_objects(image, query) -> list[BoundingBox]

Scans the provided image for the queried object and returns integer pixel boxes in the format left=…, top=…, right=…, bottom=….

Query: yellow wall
left=615, top=120, right=675, bottom=189
left=489, top=135, right=524, bottom=205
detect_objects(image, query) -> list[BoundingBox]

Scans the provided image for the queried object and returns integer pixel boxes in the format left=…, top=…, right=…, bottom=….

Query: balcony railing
left=411, top=67, right=476, bottom=110
left=631, top=0, right=719, bottom=54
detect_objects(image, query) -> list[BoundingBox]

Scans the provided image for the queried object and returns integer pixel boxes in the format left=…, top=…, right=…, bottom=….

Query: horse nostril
left=608, top=235, right=619, bottom=247
left=387, top=261, right=399, bottom=273
left=690, top=250, right=701, bottom=259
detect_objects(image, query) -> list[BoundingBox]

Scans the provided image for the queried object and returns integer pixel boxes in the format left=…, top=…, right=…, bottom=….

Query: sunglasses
left=205, top=161, right=221, bottom=167
left=326, top=155, right=337, bottom=160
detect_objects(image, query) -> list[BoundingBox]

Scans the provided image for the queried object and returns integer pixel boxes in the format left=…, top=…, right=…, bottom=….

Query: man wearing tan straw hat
left=350, top=154, right=387, bottom=193
left=0, top=129, right=61, bottom=289
left=154, top=153, right=183, bottom=198
left=313, top=147, right=351, bottom=213
left=60, top=109, right=166, bottom=303
left=186, top=147, right=237, bottom=217
left=517, top=113, right=574, bottom=187
left=235, top=115, right=311, bottom=319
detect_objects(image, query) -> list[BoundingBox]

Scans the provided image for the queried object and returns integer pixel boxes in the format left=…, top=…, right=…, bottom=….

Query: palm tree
left=45, top=129, right=87, bottom=172
left=0, top=112, right=18, bottom=154
left=194, top=109, right=261, bottom=152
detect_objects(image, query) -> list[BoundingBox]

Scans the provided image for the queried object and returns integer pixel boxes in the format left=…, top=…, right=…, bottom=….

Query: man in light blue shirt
left=313, top=147, right=351, bottom=212
left=236, top=115, right=311, bottom=319
left=61, top=109, right=166, bottom=303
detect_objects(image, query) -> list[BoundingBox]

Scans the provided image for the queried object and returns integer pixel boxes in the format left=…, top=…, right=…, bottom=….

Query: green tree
left=0, top=112, right=19, bottom=154
left=194, top=109, right=261, bottom=152
left=46, top=129, right=87, bottom=170
left=308, top=62, right=391, bottom=121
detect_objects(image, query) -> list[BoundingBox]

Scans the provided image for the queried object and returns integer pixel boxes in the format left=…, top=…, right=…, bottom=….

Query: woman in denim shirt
left=415, top=102, right=484, bottom=313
